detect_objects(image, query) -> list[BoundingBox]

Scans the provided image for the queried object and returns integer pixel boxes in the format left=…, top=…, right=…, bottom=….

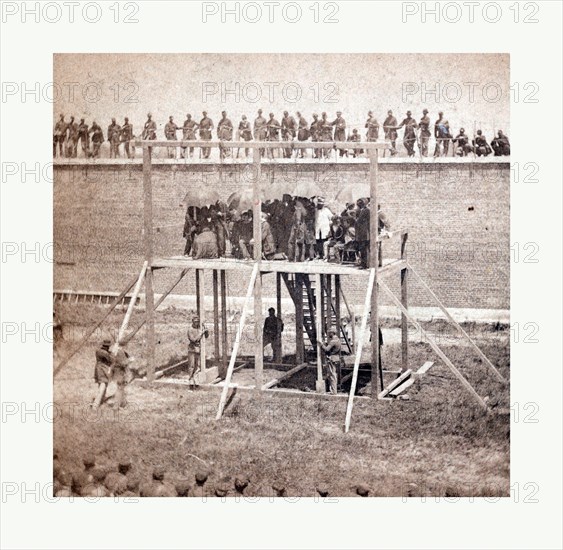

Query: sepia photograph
left=52, top=52, right=511, bottom=499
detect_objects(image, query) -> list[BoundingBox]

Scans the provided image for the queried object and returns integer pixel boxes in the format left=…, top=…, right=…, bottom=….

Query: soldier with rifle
left=296, top=112, right=310, bottom=158
left=165, top=116, right=179, bottom=158
left=120, top=117, right=134, bottom=159
left=53, top=114, right=67, bottom=158
left=141, top=113, right=157, bottom=140
left=77, top=118, right=90, bottom=158
left=199, top=111, right=214, bottom=159
left=383, top=110, right=398, bottom=156
left=107, top=117, right=121, bottom=159
left=281, top=111, right=297, bottom=158
left=217, top=111, right=233, bottom=159
left=89, top=121, right=104, bottom=158
left=181, top=114, right=199, bottom=159
left=237, top=115, right=252, bottom=158
left=254, top=108, right=268, bottom=157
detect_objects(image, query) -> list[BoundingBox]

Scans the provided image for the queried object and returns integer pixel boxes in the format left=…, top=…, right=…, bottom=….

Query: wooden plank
left=261, top=363, right=308, bottom=390
left=417, top=361, right=435, bottom=375
left=155, top=359, right=189, bottom=379
left=53, top=275, right=138, bottom=376
left=407, top=263, right=507, bottom=384
left=315, top=273, right=324, bottom=393
left=116, top=262, right=148, bottom=345
left=379, top=369, right=413, bottom=399
left=378, top=280, right=488, bottom=410
left=389, top=378, right=414, bottom=397
left=216, top=264, right=259, bottom=420
left=344, top=268, right=376, bottom=433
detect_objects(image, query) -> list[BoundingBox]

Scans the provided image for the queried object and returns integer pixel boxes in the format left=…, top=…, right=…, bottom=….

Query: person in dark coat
left=181, top=114, right=199, bottom=159
left=355, top=198, right=370, bottom=268
left=281, top=111, right=296, bottom=158
left=53, top=114, right=67, bottom=157
left=491, top=130, right=510, bottom=156
left=263, top=307, right=284, bottom=363
left=296, top=112, right=310, bottom=158
left=89, top=121, right=104, bottom=158
left=332, top=111, right=346, bottom=156
left=77, top=118, right=90, bottom=158
left=120, top=117, right=134, bottom=159
left=419, top=109, right=431, bottom=156
left=395, top=111, right=418, bottom=157
left=199, top=111, right=214, bottom=159
left=92, top=339, right=112, bottom=409
left=383, top=110, right=398, bottom=156
left=107, top=117, right=121, bottom=159
left=217, top=111, right=233, bottom=159
left=473, top=130, right=492, bottom=157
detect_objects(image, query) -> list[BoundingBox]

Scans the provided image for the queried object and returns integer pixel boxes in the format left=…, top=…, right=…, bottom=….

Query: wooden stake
left=335, top=275, right=341, bottom=340
left=143, top=145, right=156, bottom=382
left=216, top=264, right=259, bottom=420
left=344, top=268, right=376, bottom=432
left=315, top=272, right=324, bottom=393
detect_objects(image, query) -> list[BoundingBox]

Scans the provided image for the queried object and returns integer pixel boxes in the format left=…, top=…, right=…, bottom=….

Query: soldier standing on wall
left=419, top=109, right=431, bottom=157
left=53, top=114, right=67, bottom=158
left=383, top=110, right=398, bottom=156
left=165, top=116, right=179, bottom=158
left=199, top=111, right=214, bottom=159
left=120, top=117, right=134, bottom=159
left=181, top=114, right=199, bottom=159
left=107, top=117, right=121, bottom=159
left=77, top=118, right=90, bottom=158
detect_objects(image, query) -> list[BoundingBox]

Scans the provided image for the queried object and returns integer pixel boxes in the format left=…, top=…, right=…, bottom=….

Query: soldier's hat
left=102, top=338, right=111, bottom=347
left=406, top=110, right=412, bottom=116
left=147, top=112, right=152, bottom=117
left=368, top=111, right=373, bottom=116
left=268, top=307, right=275, bottom=313
left=59, top=113, right=64, bottom=118
left=80, top=117, right=85, bottom=121
left=460, top=127, right=465, bottom=132
left=124, top=117, right=129, bottom=121
left=169, top=115, right=174, bottom=120
left=336, top=111, right=342, bottom=115
left=328, top=328, right=337, bottom=336
left=258, top=108, right=263, bottom=113
left=423, top=108, right=428, bottom=114
left=312, top=113, right=318, bottom=117
left=438, top=111, right=443, bottom=116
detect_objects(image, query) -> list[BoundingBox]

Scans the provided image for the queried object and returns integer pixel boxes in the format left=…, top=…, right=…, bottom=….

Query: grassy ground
left=53, top=303, right=509, bottom=497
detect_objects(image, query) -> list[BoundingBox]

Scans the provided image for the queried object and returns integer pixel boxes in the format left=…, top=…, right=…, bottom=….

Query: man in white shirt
left=314, top=197, right=334, bottom=260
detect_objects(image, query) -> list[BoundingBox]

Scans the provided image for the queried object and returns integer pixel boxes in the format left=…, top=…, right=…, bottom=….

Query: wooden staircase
left=281, top=272, right=353, bottom=355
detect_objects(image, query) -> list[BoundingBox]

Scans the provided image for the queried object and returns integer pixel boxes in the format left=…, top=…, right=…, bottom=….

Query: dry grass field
left=53, top=303, right=509, bottom=498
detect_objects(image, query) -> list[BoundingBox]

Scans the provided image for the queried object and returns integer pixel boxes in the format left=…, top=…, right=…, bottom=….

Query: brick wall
left=54, top=161, right=509, bottom=310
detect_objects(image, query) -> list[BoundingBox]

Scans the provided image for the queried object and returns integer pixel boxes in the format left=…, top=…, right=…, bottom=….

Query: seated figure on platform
left=192, top=226, right=218, bottom=259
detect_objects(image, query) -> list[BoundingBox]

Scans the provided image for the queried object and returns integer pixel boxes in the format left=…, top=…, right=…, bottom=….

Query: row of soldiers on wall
left=53, top=110, right=511, bottom=159
left=183, top=195, right=390, bottom=269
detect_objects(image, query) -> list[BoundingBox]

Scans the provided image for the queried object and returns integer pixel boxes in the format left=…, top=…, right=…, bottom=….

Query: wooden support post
left=295, top=275, right=304, bottom=365
left=276, top=272, right=282, bottom=317
left=368, top=148, right=380, bottom=397
left=315, top=272, right=324, bottom=393
left=213, top=270, right=220, bottom=360
left=143, top=145, right=156, bottom=382
left=195, top=269, right=201, bottom=318
left=401, top=267, right=408, bottom=373
left=344, top=268, right=376, bottom=433
left=326, top=275, right=330, bottom=332
left=117, top=262, right=148, bottom=345
left=335, top=275, right=341, bottom=338
left=216, top=264, right=259, bottom=420
left=196, top=269, right=206, bottom=374
left=252, top=146, right=263, bottom=392
left=220, top=270, right=228, bottom=369
left=254, top=272, right=263, bottom=393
